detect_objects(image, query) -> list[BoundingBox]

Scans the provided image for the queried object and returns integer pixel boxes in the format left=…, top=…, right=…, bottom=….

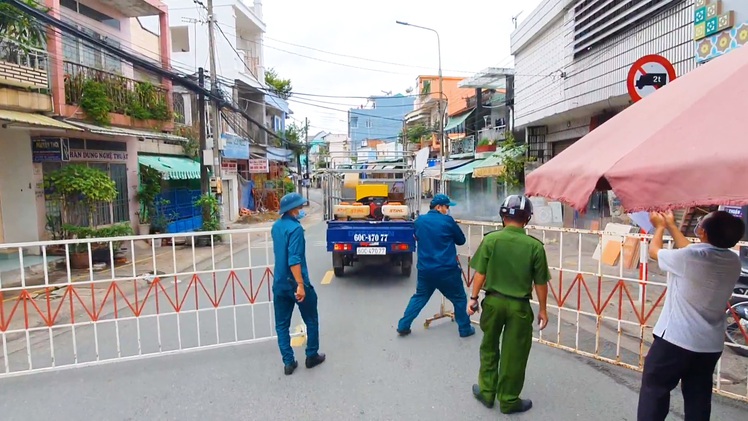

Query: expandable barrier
left=0, top=228, right=290, bottom=377
left=425, top=221, right=748, bottom=403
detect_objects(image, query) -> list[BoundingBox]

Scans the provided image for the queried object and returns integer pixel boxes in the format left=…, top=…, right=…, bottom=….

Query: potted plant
left=63, top=223, right=133, bottom=269
left=194, top=193, right=221, bottom=247
left=45, top=165, right=118, bottom=268
left=135, top=165, right=162, bottom=235
left=476, top=138, right=497, bottom=153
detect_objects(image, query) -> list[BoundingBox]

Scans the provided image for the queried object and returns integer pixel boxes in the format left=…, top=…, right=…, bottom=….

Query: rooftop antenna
left=381, top=90, right=392, bottom=96
left=511, top=11, right=523, bottom=29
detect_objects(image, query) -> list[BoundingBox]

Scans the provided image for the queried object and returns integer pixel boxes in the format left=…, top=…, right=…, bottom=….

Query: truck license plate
left=356, top=247, right=386, bottom=255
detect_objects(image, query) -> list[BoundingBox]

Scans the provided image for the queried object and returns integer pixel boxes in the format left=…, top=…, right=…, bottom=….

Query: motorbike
left=725, top=265, right=748, bottom=357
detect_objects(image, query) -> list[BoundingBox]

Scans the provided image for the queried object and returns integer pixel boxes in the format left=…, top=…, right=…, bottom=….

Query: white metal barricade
left=0, top=228, right=298, bottom=377
left=423, top=220, right=748, bottom=403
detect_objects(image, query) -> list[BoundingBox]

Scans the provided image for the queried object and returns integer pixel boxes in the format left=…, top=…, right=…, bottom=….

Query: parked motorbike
left=725, top=266, right=748, bottom=357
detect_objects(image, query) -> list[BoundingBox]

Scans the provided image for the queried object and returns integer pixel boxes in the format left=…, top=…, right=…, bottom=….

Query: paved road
left=1, top=198, right=748, bottom=419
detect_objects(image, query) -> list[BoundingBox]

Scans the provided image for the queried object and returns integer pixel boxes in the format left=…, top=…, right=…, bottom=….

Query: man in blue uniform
left=396, top=194, right=475, bottom=338
left=271, top=192, right=325, bottom=375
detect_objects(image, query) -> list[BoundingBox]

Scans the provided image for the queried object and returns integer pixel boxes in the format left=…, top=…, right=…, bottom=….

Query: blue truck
left=323, top=166, right=420, bottom=277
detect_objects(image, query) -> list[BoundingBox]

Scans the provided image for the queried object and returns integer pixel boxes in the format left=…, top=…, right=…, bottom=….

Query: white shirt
left=653, top=243, right=740, bottom=353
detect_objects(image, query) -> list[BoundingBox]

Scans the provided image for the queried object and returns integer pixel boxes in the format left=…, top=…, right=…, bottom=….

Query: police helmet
left=499, top=195, right=533, bottom=222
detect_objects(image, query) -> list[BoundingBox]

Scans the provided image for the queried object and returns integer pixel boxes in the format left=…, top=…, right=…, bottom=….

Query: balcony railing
left=0, top=39, right=48, bottom=89
left=479, top=126, right=508, bottom=142
left=63, top=61, right=170, bottom=121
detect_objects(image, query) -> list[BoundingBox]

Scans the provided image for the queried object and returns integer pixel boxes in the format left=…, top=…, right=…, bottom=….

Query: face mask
left=296, top=210, right=306, bottom=220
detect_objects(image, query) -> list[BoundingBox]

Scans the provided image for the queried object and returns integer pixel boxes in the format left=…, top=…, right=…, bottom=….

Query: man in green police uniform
left=467, top=195, right=550, bottom=414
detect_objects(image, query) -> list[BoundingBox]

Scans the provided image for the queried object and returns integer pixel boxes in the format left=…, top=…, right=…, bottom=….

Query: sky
left=260, top=0, right=543, bottom=136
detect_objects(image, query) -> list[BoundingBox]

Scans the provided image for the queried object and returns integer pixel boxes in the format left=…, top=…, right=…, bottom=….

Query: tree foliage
left=495, top=132, right=529, bottom=189
left=0, top=0, right=48, bottom=51
left=401, top=123, right=431, bottom=146
left=264, top=68, right=292, bottom=99
left=46, top=164, right=117, bottom=228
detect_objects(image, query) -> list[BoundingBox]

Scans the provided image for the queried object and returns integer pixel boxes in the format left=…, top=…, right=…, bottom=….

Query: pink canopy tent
left=525, top=44, right=748, bottom=212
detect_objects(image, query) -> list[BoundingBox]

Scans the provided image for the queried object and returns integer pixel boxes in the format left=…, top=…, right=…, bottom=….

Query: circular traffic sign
left=626, top=54, right=677, bottom=103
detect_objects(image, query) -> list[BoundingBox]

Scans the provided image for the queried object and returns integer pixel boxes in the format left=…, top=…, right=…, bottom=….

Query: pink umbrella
left=525, top=44, right=748, bottom=212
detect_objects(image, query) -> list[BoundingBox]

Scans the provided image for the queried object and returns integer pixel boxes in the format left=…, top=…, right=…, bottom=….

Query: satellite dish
left=405, top=87, right=414, bottom=94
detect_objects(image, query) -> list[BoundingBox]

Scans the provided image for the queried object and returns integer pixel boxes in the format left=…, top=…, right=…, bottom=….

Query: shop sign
left=32, top=138, right=70, bottom=163
left=220, top=133, right=250, bottom=160
left=69, top=149, right=128, bottom=162
left=247, top=158, right=269, bottom=173
left=721, top=206, right=744, bottom=219
left=221, top=159, right=237, bottom=175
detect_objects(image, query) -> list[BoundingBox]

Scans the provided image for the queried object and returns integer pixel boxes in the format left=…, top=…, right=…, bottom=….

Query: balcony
left=0, top=39, right=52, bottom=112
left=63, top=61, right=172, bottom=129
left=479, top=126, right=508, bottom=142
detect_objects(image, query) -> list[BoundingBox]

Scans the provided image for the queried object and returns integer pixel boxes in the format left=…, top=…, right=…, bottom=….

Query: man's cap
left=279, top=192, right=306, bottom=214
left=431, top=194, right=457, bottom=207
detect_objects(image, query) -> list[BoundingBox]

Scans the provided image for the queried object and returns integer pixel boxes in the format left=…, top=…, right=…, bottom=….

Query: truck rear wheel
left=401, top=253, right=413, bottom=277
left=332, top=252, right=345, bottom=277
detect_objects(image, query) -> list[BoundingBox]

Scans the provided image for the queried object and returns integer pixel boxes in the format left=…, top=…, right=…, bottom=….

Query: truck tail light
left=392, top=244, right=409, bottom=251
left=334, top=243, right=352, bottom=251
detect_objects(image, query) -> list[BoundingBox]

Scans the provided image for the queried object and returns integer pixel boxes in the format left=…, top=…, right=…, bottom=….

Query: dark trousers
left=637, top=335, right=722, bottom=421
left=273, top=285, right=320, bottom=366
left=397, top=268, right=473, bottom=336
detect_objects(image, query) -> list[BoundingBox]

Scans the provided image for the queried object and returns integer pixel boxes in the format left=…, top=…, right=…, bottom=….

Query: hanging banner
left=247, top=159, right=269, bottom=173
left=220, top=133, right=250, bottom=159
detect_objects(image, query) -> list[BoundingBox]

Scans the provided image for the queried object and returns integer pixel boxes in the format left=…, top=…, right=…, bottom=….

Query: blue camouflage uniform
left=397, top=194, right=475, bottom=337
left=271, top=194, right=320, bottom=369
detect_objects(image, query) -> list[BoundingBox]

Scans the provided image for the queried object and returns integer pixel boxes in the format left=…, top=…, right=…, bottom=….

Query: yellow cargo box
left=356, top=184, right=389, bottom=201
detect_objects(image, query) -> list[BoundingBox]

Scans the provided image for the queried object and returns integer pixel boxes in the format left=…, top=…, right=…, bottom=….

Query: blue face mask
left=296, top=210, right=306, bottom=220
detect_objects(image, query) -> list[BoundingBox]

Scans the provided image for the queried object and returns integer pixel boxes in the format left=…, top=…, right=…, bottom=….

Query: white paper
left=628, top=211, right=654, bottom=234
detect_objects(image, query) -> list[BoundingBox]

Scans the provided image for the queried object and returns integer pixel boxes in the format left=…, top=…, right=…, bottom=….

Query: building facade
left=512, top=0, right=695, bottom=161
left=0, top=0, right=184, bottom=245
left=347, top=94, right=415, bottom=153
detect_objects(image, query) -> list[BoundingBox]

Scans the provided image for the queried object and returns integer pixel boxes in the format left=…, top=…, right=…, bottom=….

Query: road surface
left=0, top=193, right=747, bottom=420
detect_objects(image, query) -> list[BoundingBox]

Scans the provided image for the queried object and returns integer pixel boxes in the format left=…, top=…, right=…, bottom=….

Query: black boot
left=397, top=328, right=411, bottom=336
left=284, top=361, right=298, bottom=376
left=501, top=399, right=533, bottom=414
left=305, top=353, right=326, bottom=369
left=472, top=384, right=494, bottom=408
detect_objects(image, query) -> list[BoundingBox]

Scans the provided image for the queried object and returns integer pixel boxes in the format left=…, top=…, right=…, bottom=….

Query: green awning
left=444, top=109, right=474, bottom=131
left=472, top=154, right=504, bottom=178
left=443, top=159, right=484, bottom=183
left=138, top=155, right=201, bottom=180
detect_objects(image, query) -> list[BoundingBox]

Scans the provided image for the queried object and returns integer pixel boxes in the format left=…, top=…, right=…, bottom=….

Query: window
left=62, top=17, right=122, bottom=73
left=365, top=119, right=373, bottom=128
left=350, top=116, right=358, bottom=128
left=170, top=26, right=190, bottom=53
left=273, top=116, right=282, bottom=132
left=61, top=0, right=121, bottom=31
left=42, top=160, right=130, bottom=228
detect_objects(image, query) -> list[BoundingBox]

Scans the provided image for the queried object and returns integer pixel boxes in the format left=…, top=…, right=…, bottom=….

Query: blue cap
left=279, top=192, right=306, bottom=214
left=431, top=194, right=456, bottom=207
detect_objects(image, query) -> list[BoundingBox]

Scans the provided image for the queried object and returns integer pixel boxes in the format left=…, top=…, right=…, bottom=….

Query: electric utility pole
left=304, top=117, right=310, bottom=203
left=198, top=68, right=209, bottom=198
left=207, top=0, right=224, bottom=228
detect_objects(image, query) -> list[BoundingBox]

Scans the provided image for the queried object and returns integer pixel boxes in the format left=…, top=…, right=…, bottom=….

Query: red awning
left=526, top=45, right=748, bottom=212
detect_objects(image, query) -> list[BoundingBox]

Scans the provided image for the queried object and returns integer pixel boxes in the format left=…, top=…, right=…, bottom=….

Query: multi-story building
left=322, top=133, right=350, bottom=169
left=0, top=0, right=183, bottom=244
left=511, top=0, right=695, bottom=163
left=347, top=94, right=415, bottom=153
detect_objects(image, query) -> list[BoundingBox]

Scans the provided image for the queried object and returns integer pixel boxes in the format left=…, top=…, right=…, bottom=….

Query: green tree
left=401, top=123, right=431, bottom=147
left=495, top=132, right=529, bottom=190
left=265, top=68, right=292, bottom=99
left=0, top=0, right=49, bottom=55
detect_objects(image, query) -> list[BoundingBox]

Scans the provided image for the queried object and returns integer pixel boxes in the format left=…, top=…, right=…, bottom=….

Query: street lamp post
left=396, top=21, right=445, bottom=193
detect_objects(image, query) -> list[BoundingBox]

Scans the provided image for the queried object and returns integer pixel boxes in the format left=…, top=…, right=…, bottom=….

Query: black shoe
left=284, top=361, right=298, bottom=375
left=501, top=399, right=533, bottom=414
left=472, top=384, right=494, bottom=408
left=305, top=353, right=326, bottom=369
left=397, top=328, right=411, bottom=336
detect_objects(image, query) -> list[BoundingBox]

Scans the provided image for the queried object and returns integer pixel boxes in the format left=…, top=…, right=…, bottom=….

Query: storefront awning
left=444, top=109, right=474, bottom=131
left=266, top=146, right=294, bottom=162
left=422, top=159, right=474, bottom=179
left=0, top=110, right=83, bottom=131
left=473, top=154, right=505, bottom=178
left=443, top=159, right=484, bottom=183
left=138, top=155, right=201, bottom=180
left=64, top=120, right=188, bottom=142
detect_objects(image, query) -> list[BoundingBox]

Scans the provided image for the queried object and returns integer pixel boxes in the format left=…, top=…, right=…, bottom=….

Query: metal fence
left=0, top=228, right=289, bottom=377
left=443, top=221, right=748, bottom=403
